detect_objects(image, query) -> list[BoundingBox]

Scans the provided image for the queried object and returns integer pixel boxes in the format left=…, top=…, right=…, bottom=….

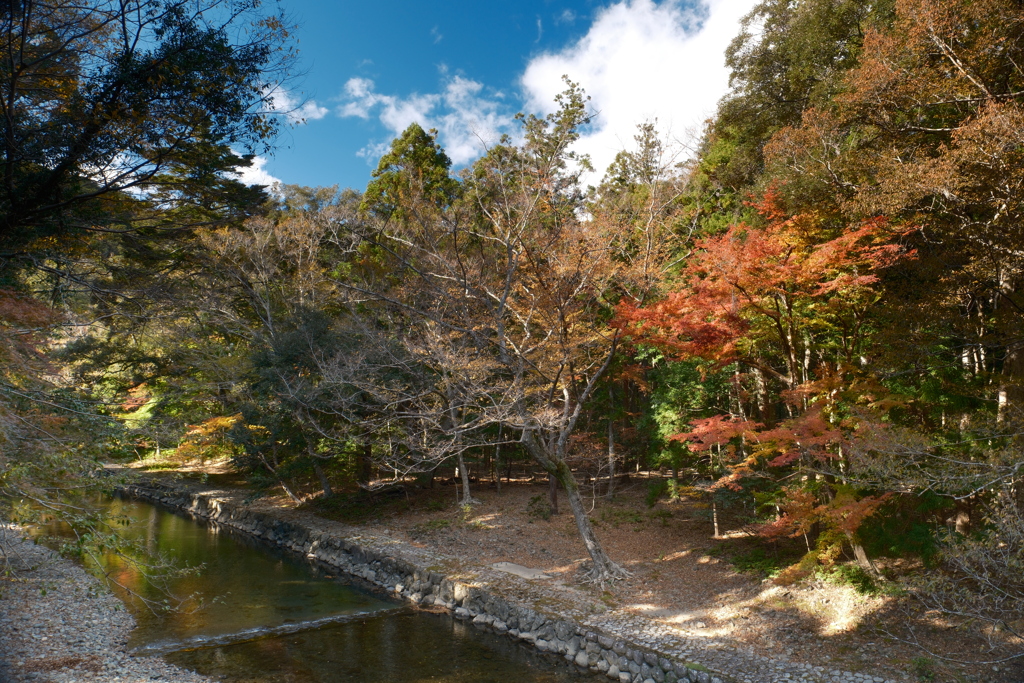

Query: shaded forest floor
left=135, top=461, right=1022, bottom=683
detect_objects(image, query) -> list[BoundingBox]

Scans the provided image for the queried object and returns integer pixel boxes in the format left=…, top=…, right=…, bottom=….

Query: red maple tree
left=615, top=192, right=911, bottom=560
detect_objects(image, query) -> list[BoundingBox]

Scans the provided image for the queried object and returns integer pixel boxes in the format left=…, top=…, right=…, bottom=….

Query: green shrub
left=911, top=656, right=936, bottom=681
left=646, top=479, right=669, bottom=507
left=859, top=491, right=951, bottom=563
left=527, top=495, right=552, bottom=521
left=649, top=509, right=673, bottom=526
left=729, top=547, right=787, bottom=577
left=817, top=563, right=901, bottom=596
left=821, top=564, right=876, bottom=593
left=599, top=508, right=645, bottom=527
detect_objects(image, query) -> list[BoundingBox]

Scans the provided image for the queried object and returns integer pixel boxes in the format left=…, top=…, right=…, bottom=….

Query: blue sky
left=245, top=0, right=759, bottom=191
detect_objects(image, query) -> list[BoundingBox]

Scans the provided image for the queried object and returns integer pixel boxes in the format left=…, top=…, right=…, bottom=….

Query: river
left=42, top=495, right=583, bottom=682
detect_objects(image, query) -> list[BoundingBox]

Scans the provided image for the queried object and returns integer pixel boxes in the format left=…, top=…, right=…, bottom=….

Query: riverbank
left=120, top=475, right=918, bottom=683
left=4, top=470, right=1012, bottom=683
left=0, top=524, right=214, bottom=683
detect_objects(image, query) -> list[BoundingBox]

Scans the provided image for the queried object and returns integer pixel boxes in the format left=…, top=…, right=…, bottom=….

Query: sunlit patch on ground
left=467, top=513, right=502, bottom=529
left=714, top=530, right=750, bottom=540
left=545, top=562, right=582, bottom=576
left=623, top=602, right=660, bottom=614
left=656, top=549, right=691, bottom=562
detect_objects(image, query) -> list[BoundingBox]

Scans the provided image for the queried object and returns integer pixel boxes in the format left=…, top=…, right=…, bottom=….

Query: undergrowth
left=307, top=488, right=407, bottom=523
left=711, top=543, right=798, bottom=578
left=713, top=540, right=903, bottom=596
left=598, top=507, right=645, bottom=528
left=815, top=564, right=902, bottom=596
left=526, top=495, right=552, bottom=521
left=412, top=519, right=451, bottom=535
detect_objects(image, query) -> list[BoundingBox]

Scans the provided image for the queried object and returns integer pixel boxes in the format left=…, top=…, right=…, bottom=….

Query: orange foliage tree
left=616, top=191, right=911, bottom=570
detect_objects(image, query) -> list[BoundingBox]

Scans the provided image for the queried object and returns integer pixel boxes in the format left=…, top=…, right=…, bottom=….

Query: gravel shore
left=0, top=524, right=213, bottom=683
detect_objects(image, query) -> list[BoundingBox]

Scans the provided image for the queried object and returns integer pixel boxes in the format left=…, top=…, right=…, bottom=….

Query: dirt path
left=336, top=478, right=1015, bottom=683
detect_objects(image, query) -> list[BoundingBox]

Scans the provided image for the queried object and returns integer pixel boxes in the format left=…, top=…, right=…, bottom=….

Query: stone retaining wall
left=122, top=482, right=728, bottom=683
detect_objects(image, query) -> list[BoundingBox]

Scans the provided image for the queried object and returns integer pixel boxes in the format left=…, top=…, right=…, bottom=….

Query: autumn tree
left=700, top=0, right=889, bottom=205
left=341, top=84, right=632, bottom=583
left=0, top=0, right=295, bottom=526
left=651, top=0, right=1024, bottom=645
left=0, top=0, right=289, bottom=249
left=311, top=314, right=514, bottom=504
left=187, top=187, right=368, bottom=499
left=756, top=0, right=1024, bottom=520
left=617, top=189, right=910, bottom=571
left=760, top=0, right=1024, bottom=420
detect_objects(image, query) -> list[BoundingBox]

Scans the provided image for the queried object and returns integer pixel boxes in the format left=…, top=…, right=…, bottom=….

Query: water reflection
left=168, top=611, right=583, bottom=683
left=64, top=497, right=393, bottom=650
left=42, top=496, right=583, bottom=682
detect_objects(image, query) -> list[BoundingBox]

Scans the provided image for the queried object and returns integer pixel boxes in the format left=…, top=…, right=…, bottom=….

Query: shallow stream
left=44, top=496, right=582, bottom=682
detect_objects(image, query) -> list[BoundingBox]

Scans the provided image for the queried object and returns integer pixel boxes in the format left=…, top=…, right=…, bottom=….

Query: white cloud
left=336, top=0, right=755, bottom=175
left=293, top=100, right=329, bottom=123
left=435, top=77, right=509, bottom=164
left=521, top=0, right=759, bottom=179
left=356, top=142, right=391, bottom=160
left=233, top=155, right=283, bottom=189
left=338, top=77, right=432, bottom=127
left=337, top=76, right=510, bottom=165
left=272, top=89, right=328, bottom=124
left=338, top=77, right=378, bottom=117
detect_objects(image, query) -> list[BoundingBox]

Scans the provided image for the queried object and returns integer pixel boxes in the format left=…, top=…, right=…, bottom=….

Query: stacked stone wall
left=121, top=482, right=727, bottom=683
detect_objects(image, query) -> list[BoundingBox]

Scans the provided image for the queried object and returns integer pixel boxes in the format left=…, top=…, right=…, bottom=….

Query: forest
left=2, top=0, right=1024, bottom=664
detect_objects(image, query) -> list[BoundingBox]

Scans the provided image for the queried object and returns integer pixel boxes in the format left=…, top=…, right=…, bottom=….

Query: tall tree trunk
left=307, top=440, right=332, bottom=499
left=606, top=418, right=616, bottom=499
left=278, top=480, right=302, bottom=505
left=997, top=272, right=1024, bottom=423
left=712, top=499, right=721, bottom=538
left=848, top=535, right=880, bottom=577
left=259, top=453, right=301, bottom=504
left=357, top=442, right=372, bottom=486
left=494, top=425, right=503, bottom=493
left=998, top=341, right=1024, bottom=423
left=313, top=461, right=333, bottom=499
left=457, top=451, right=474, bottom=505
left=485, top=446, right=492, bottom=487
left=522, top=429, right=627, bottom=584
left=554, top=460, right=626, bottom=584
left=548, top=473, right=559, bottom=515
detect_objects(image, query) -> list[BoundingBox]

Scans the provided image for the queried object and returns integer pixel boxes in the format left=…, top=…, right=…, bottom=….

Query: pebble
left=0, top=525, right=213, bottom=683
